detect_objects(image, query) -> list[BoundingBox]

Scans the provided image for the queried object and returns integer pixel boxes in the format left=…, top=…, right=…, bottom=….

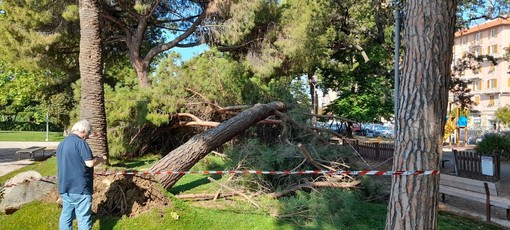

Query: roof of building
left=455, top=17, right=510, bottom=37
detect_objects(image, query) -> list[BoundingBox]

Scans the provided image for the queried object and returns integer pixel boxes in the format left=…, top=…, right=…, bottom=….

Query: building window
left=474, top=47, right=481, bottom=56
left=462, top=36, right=467, bottom=45
left=487, top=79, right=497, bottom=89
left=490, top=29, right=497, bottom=38
left=488, top=95, right=495, bottom=107
left=492, top=44, right=498, bottom=54
left=487, top=44, right=498, bottom=55
left=473, top=80, right=482, bottom=91
left=475, top=33, right=481, bottom=42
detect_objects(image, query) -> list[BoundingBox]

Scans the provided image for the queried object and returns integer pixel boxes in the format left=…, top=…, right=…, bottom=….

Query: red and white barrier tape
left=1, top=170, right=439, bottom=188
left=94, top=170, right=440, bottom=176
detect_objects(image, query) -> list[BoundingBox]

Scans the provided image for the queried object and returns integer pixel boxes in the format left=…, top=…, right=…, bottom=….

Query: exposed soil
left=92, top=173, right=171, bottom=217
left=42, top=173, right=171, bottom=218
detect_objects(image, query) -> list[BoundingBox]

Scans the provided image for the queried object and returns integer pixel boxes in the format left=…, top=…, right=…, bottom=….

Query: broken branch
left=207, top=176, right=260, bottom=208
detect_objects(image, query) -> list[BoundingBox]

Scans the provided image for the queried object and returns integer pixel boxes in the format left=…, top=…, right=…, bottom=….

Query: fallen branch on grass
left=207, top=177, right=260, bottom=208
left=175, top=193, right=237, bottom=201
left=267, top=180, right=361, bottom=199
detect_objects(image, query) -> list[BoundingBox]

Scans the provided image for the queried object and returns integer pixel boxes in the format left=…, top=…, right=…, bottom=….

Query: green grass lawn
left=0, top=131, right=65, bottom=142
left=0, top=155, right=506, bottom=230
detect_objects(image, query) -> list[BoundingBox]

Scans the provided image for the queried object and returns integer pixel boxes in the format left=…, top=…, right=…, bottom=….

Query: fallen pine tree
left=149, top=101, right=287, bottom=189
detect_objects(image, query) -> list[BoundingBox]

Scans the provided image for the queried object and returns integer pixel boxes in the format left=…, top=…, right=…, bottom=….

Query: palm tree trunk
left=79, top=0, right=109, bottom=160
left=385, top=1, right=457, bottom=229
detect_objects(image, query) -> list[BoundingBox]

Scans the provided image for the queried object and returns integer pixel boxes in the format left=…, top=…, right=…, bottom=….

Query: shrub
left=475, top=133, right=510, bottom=158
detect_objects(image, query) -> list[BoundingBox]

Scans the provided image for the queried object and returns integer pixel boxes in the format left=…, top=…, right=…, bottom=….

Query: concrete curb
left=0, top=142, right=60, bottom=149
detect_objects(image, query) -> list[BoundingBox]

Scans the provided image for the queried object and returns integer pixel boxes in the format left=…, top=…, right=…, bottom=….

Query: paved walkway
left=0, top=142, right=59, bottom=177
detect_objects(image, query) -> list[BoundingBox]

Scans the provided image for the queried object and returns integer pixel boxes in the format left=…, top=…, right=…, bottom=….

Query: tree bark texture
left=149, top=102, right=286, bottom=189
left=385, top=1, right=457, bottom=229
left=79, top=0, right=109, bottom=158
left=132, top=57, right=152, bottom=87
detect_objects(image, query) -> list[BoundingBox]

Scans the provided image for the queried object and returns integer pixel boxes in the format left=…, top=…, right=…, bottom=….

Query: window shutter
left=495, top=79, right=498, bottom=88
left=494, top=45, right=498, bottom=53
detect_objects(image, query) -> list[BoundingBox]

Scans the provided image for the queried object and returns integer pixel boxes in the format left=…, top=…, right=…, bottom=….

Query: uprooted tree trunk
left=149, top=102, right=286, bottom=189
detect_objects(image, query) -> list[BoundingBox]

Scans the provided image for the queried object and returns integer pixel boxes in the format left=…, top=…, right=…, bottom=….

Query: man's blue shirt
left=57, top=133, right=94, bottom=194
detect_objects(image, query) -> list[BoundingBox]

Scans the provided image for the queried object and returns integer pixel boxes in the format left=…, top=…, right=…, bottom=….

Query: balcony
left=469, top=41, right=482, bottom=48
left=461, top=74, right=480, bottom=81
left=478, top=88, right=504, bottom=94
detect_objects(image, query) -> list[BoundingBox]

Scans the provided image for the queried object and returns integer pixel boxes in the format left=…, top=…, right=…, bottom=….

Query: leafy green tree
left=0, top=0, right=82, bottom=129
left=207, top=0, right=395, bottom=132
left=495, top=105, right=510, bottom=126
left=314, top=0, right=394, bottom=136
left=324, top=44, right=394, bottom=133
left=0, top=0, right=67, bottom=70
left=0, top=62, right=45, bottom=121
left=104, top=49, right=305, bottom=157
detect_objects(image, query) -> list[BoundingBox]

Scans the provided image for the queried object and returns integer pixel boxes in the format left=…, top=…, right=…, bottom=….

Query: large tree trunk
left=385, top=1, right=457, bottom=229
left=149, top=102, right=286, bottom=189
left=132, top=57, right=151, bottom=87
left=79, top=0, right=109, bottom=160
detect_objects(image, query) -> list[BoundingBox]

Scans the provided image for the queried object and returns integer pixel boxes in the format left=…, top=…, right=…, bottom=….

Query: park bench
left=16, top=146, right=46, bottom=160
left=439, top=174, right=510, bottom=221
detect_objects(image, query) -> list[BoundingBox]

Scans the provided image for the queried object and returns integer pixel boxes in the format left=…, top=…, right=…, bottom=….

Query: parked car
left=373, top=126, right=389, bottom=136
left=361, top=124, right=382, bottom=137
left=373, top=126, right=395, bottom=138
left=381, top=129, right=395, bottom=138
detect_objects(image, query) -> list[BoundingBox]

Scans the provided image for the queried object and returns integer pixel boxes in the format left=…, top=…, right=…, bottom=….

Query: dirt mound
left=93, top=174, right=171, bottom=217
left=43, top=174, right=171, bottom=218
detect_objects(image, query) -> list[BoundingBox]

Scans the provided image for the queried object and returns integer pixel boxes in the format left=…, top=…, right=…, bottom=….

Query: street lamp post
left=45, top=111, right=49, bottom=141
left=393, top=0, right=401, bottom=137
left=45, top=73, right=49, bottom=142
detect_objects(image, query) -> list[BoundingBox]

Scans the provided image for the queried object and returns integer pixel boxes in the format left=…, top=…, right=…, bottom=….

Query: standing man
left=57, top=119, right=106, bottom=230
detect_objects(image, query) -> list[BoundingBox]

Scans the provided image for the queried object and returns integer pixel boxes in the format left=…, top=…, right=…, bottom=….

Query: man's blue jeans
left=59, top=193, right=92, bottom=230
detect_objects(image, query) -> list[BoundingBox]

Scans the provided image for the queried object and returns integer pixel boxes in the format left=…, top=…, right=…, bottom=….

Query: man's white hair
left=71, top=119, right=92, bottom=135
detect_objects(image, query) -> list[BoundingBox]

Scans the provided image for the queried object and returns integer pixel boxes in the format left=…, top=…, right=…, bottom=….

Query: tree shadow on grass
left=110, top=159, right=157, bottom=169
left=169, top=174, right=222, bottom=194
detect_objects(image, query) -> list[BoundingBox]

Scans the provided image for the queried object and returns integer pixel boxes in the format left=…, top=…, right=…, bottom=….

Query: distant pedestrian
left=57, top=120, right=106, bottom=230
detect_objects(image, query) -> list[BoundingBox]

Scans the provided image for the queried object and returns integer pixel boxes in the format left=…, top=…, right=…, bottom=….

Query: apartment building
left=453, top=17, right=510, bottom=130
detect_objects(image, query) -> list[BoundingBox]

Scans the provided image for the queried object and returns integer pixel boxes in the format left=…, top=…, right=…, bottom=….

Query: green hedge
left=0, top=122, right=63, bottom=132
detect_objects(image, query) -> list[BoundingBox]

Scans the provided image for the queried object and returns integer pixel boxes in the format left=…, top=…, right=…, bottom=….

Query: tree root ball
left=92, top=174, right=172, bottom=217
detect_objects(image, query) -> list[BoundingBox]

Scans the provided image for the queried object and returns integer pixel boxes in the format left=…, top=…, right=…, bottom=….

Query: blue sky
left=173, top=44, right=209, bottom=62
